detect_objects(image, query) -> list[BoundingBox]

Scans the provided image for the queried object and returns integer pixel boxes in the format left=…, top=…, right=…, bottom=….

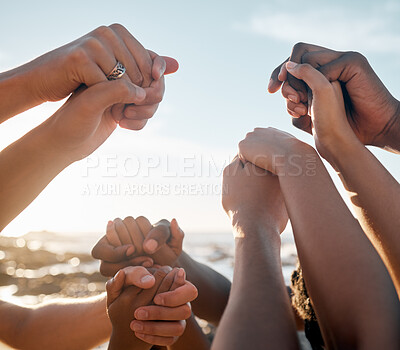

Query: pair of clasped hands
left=91, top=216, right=197, bottom=349
left=232, top=42, right=399, bottom=190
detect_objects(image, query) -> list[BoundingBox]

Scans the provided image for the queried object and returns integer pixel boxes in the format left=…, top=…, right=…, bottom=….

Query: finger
left=156, top=269, right=178, bottom=295
left=171, top=268, right=186, bottom=290
left=113, top=218, right=133, bottom=246
left=135, top=216, right=153, bottom=235
left=123, top=103, right=159, bottom=120
left=151, top=54, right=166, bottom=80
left=122, top=266, right=156, bottom=289
left=99, top=256, right=154, bottom=277
left=134, top=76, right=165, bottom=106
left=143, top=220, right=171, bottom=254
left=292, top=114, right=313, bottom=135
left=110, top=24, right=153, bottom=87
left=286, top=100, right=308, bottom=117
left=154, top=281, right=198, bottom=307
left=106, top=269, right=125, bottom=306
left=134, top=303, right=192, bottom=321
left=123, top=216, right=145, bottom=255
left=268, top=57, right=289, bottom=93
left=148, top=51, right=179, bottom=76
left=169, top=218, right=184, bottom=255
left=134, top=333, right=178, bottom=347
left=286, top=62, right=331, bottom=95
left=119, top=118, right=148, bottom=131
left=78, top=79, right=146, bottom=114
left=106, top=220, right=122, bottom=247
left=281, top=81, right=301, bottom=104
left=131, top=320, right=186, bottom=337
left=96, top=26, right=144, bottom=86
left=91, top=236, right=133, bottom=262
left=301, top=50, right=342, bottom=68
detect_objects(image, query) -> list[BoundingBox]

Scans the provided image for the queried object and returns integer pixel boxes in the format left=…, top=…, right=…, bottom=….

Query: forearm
left=176, top=252, right=231, bottom=325
left=279, top=146, right=400, bottom=348
left=332, top=138, right=400, bottom=294
left=0, top=119, right=71, bottom=230
left=168, top=314, right=210, bottom=350
left=0, top=63, right=43, bottom=123
left=212, top=222, right=298, bottom=350
left=1, top=294, right=111, bottom=350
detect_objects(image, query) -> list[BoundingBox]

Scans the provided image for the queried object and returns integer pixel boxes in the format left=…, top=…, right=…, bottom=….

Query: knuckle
left=68, top=47, right=90, bottom=66
left=84, top=37, right=103, bottom=52
left=292, top=42, right=308, bottom=53
left=93, top=25, right=111, bottom=38
left=109, top=23, right=126, bottom=33
left=130, top=71, right=144, bottom=87
left=346, top=51, right=368, bottom=66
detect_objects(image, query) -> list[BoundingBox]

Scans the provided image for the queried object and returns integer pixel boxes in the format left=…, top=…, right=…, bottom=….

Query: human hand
left=222, top=156, right=288, bottom=234
left=238, top=127, right=311, bottom=176
left=269, top=43, right=400, bottom=150
left=131, top=267, right=198, bottom=346
left=42, top=78, right=147, bottom=162
left=283, top=62, right=361, bottom=165
left=107, top=266, right=197, bottom=348
left=92, top=216, right=184, bottom=276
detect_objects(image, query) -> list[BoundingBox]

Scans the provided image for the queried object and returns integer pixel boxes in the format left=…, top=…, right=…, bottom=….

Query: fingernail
left=107, top=220, right=113, bottom=227
left=136, top=309, right=148, bottom=320
left=294, top=106, right=307, bottom=115
left=141, top=275, right=155, bottom=284
left=145, top=239, right=158, bottom=253
left=126, top=246, right=135, bottom=256
left=267, top=78, right=273, bottom=91
left=178, top=268, right=185, bottom=278
left=131, top=321, right=143, bottom=332
left=288, top=95, right=298, bottom=103
left=159, top=65, right=165, bottom=78
left=286, top=61, right=297, bottom=70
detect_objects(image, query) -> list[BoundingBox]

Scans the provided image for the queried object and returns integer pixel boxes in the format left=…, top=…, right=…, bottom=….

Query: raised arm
left=0, top=24, right=178, bottom=123
left=239, top=128, right=400, bottom=349
left=284, top=61, right=400, bottom=296
left=212, top=158, right=299, bottom=350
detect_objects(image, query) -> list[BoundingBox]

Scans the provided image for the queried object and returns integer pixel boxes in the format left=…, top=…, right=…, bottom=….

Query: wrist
left=374, top=98, right=400, bottom=153
left=231, top=214, right=280, bottom=244
left=0, top=66, right=43, bottom=122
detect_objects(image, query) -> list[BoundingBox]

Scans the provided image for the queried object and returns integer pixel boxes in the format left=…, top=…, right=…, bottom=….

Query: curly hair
left=291, top=262, right=325, bottom=350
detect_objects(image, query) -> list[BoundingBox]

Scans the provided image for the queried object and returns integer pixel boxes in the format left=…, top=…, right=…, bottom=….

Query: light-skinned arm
left=239, top=128, right=400, bottom=349
left=0, top=294, right=110, bottom=350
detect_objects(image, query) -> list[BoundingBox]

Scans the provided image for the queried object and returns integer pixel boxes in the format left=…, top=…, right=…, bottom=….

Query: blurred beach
left=0, top=229, right=299, bottom=349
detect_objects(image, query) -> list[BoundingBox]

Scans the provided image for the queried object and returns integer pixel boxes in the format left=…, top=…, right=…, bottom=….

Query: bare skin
left=212, top=158, right=299, bottom=350
left=281, top=61, right=400, bottom=298
left=0, top=24, right=178, bottom=125
left=92, top=216, right=231, bottom=326
left=239, top=128, right=400, bottom=349
left=268, top=43, right=400, bottom=152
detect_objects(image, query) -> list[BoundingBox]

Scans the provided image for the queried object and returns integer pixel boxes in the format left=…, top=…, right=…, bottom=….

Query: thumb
left=285, top=62, right=331, bottom=95
left=81, top=80, right=146, bottom=114
left=123, top=266, right=156, bottom=289
left=106, top=269, right=126, bottom=307
left=170, top=218, right=184, bottom=248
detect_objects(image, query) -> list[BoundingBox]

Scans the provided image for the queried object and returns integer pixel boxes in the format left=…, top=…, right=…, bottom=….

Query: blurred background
left=0, top=0, right=398, bottom=337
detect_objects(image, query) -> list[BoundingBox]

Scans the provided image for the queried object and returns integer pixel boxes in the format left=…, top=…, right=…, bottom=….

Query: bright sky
left=0, top=0, right=399, bottom=236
